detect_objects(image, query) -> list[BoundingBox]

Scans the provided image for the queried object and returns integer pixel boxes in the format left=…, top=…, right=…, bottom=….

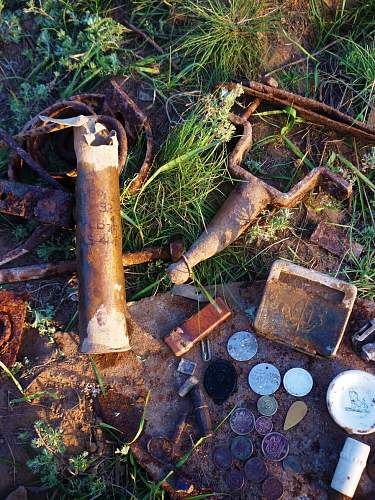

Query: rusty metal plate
left=0, top=179, right=74, bottom=227
left=310, top=222, right=363, bottom=259
left=254, top=260, right=357, bottom=357
left=0, top=290, right=27, bottom=367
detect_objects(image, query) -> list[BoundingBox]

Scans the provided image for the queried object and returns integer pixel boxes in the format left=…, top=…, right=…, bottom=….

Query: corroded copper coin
left=212, top=446, right=232, bottom=470
left=262, top=476, right=284, bottom=499
left=224, top=469, right=245, bottom=491
left=147, top=436, right=173, bottom=463
left=230, top=435, right=253, bottom=461
left=262, top=432, right=289, bottom=461
left=244, top=457, right=268, bottom=482
left=230, top=408, right=255, bottom=435
left=255, top=416, right=273, bottom=435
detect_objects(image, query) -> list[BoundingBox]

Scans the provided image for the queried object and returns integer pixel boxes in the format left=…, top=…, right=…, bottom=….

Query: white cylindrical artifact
left=330, top=437, right=370, bottom=498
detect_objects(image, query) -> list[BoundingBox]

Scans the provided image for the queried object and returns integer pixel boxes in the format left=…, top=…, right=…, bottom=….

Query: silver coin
left=227, top=331, right=258, bottom=361
left=248, top=363, right=281, bottom=396
left=283, top=368, right=313, bottom=397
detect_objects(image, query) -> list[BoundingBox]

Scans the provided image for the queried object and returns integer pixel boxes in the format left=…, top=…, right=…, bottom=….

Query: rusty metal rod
left=0, top=129, right=66, bottom=190
left=0, top=242, right=184, bottom=284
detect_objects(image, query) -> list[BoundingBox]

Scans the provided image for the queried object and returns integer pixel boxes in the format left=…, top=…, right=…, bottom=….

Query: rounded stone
left=227, top=330, right=258, bottom=361
left=230, top=435, right=253, bottom=461
left=244, top=457, right=268, bottom=483
left=212, top=446, right=232, bottom=470
left=257, top=395, right=278, bottom=416
left=262, top=476, right=284, bottom=500
left=248, top=363, right=281, bottom=395
left=283, top=367, right=313, bottom=397
left=262, top=432, right=289, bottom=462
left=204, top=359, right=237, bottom=403
left=230, top=407, right=255, bottom=435
left=255, top=416, right=273, bottom=435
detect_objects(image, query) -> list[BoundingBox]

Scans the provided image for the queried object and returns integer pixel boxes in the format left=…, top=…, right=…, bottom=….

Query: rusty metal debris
left=4, top=80, right=153, bottom=192
left=0, top=179, right=74, bottom=227
left=167, top=79, right=354, bottom=284
left=72, top=116, right=128, bottom=354
left=0, top=224, right=56, bottom=267
left=164, top=297, right=231, bottom=356
left=0, top=80, right=155, bottom=296
left=0, top=128, right=66, bottom=191
left=254, top=260, right=357, bottom=357
left=352, top=319, right=375, bottom=362
left=0, top=290, right=27, bottom=367
left=310, top=221, right=363, bottom=259
left=0, top=239, right=184, bottom=284
left=220, top=81, right=375, bottom=143
left=168, top=156, right=352, bottom=284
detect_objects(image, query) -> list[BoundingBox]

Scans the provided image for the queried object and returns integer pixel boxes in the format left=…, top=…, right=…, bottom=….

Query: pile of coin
left=210, top=399, right=289, bottom=499
left=207, top=331, right=315, bottom=497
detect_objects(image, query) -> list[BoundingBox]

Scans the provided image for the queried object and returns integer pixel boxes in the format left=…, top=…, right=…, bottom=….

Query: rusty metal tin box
left=254, top=260, right=357, bottom=357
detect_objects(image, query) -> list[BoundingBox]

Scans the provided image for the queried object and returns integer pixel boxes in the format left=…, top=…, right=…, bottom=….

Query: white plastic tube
left=331, top=437, right=370, bottom=498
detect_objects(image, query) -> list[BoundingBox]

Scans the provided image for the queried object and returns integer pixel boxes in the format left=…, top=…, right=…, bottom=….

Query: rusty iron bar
left=105, top=80, right=154, bottom=193
left=0, top=239, right=185, bottom=284
left=0, top=129, right=66, bottom=190
left=219, top=81, right=375, bottom=143
left=0, top=179, right=74, bottom=227
left=0, top=225, right=56, bottom=268
left=167, top=82, right=353, bottom=284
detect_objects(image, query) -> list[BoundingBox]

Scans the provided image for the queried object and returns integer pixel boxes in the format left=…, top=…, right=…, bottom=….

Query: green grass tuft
left=177, top=0, right=279, bottom=80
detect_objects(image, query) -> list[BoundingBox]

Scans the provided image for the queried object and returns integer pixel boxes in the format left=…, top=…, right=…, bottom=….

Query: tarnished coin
left=283, top=368, right=313, bottom=397
left=224, top=469, right=245, bottom=491
left=204, top=359, right=237, bottom=403
left=282, top=454, right=302, bottom=474
left=147, top=436, right=173, bottom=463
left=230, top=408, right=255, bottom=435
left=262, top=477, right=284, bottom=500
left=248, top=363, right=281, bottom=395
left=212, top=446, right=232, bottom=470
left=227, top=330, right=258, bottom=361
left=257, top=395, right=278, bottom=416
left=262, top=432, right=289, bottom=461
left=230, top=436, right=253, bottom=461
left=244, top=457, right=268, bottom=482
left=255, top=416, right=273, bottom=435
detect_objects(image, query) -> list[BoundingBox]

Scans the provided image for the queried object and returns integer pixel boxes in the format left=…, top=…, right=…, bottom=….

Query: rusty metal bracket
left=167, top=81, right=355, bottom=284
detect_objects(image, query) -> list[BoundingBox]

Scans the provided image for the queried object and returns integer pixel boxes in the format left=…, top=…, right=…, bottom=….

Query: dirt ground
left=1, top=281, right=374, bottom=498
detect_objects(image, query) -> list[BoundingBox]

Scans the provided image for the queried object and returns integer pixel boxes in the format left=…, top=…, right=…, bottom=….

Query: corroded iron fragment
left=0, top=179, right=74, bottom=227
left=164, top=297, right=231, bottom=356
left=310, top=221, right=363, bottom=259
left=0, top=290, right=27, bottom=367
left=254, top=260, right=357, bottom=357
